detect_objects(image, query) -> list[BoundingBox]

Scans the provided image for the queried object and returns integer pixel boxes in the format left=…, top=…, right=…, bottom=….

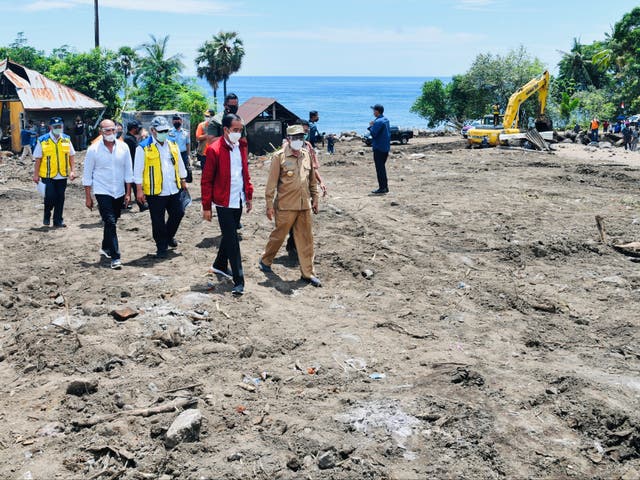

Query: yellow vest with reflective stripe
left=38, top=134, right=71, bottom=178
left=142, top=140, right=182, bottom=196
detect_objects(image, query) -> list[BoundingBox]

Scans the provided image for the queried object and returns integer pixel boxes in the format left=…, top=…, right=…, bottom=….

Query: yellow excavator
left=467, top=70, right=552, bottom=147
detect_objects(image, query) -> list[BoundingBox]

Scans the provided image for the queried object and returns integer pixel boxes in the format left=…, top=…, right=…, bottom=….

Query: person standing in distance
left=134, top=116, right=188, bottom=259
left=168, top=114, right=192, bottom=183
left=32, top=117, right=76, bottom=227
left=308, top=110, right=321, bottom=148
left=201, top=114, right=253, bottom=296
left=209, top=93, right=240, bottom=141
left=123, top=120, right=147, bottom=211
left=368, top=104, right=390, bottom=194
left=82, top=119, right=133, bottom=269
left=196, top=109, right=215, bottom=170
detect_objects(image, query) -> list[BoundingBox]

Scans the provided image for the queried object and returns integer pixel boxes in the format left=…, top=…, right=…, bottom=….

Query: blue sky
left=0, top=0, right=633, bottom=76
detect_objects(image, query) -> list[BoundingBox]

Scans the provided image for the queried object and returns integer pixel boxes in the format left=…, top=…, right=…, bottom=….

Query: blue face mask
left=156, top=132, right=168, bottom=143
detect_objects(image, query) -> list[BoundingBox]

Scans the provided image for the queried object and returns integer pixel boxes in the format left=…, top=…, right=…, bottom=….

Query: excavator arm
left=502, top=71, right=550, bottom=129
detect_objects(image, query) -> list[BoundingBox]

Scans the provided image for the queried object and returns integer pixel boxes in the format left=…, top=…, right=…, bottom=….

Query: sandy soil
left=2, top=136, right=640, bottom=479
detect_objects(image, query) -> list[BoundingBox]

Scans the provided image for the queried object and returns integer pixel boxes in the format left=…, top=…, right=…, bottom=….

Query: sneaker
left=99, top=248, right=112, bottom=259
left=371, top=188, right=389, bottom=195
left=43, top=218, right=51, bottom=226
left=211, top=266, right=233, bottom=279
left=156, top=250, right=168, bottom=259
left=110, top=259, right=122, bottom=270
left=302, top=276, right=322, bottom=287
left=168, top=238, right=178, bottom=248
left=258, top=259, right=273, bottom=273
left=232, top=284, right=244, bottom=296
left=53, top=223, right=67, bottom=228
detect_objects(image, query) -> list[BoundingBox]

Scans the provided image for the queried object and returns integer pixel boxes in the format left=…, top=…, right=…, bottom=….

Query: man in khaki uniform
left=259, top=124, right=321, bottom=287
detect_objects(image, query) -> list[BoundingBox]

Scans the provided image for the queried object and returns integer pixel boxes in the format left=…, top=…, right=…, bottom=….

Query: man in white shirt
left=134, top=116, right=188, bottom=258
left=82, top=119, right=133, bottom=269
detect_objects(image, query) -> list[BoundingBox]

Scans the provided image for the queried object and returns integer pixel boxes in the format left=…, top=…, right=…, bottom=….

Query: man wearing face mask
left=201, top=114, right=253, bottom=296
left=259, top=125, right=321, bottom=287
left=196, top=109, right=214, bottom=170
left=32, top=117, right=76, bottom=227
left=82, top=119, right=133, bottom=269
left=168, top=114, right=192, bottom=183
left=209, top=93, right=240, bottom=141
left=133, top=116, right=188, bottom=259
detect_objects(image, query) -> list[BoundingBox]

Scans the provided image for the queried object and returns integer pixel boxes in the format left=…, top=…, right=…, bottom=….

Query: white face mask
left=228, top=132, right=242, bottom=144
left=290, top=139, right=304, bottom=151
left=52, top=128, right=63, bottom=136
left=103, top=133, right=116, bottom=142
left=156, top=132, right=168, bottom=143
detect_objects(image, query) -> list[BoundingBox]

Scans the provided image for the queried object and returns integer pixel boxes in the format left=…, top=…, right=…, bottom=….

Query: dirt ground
left=2, top=135, right=640, bottom=480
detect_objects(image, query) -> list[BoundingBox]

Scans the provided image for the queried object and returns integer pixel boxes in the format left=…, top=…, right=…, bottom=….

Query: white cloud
left=256, top=26, right=485, bottom=46
left=23, top=0, right=230, bottom=14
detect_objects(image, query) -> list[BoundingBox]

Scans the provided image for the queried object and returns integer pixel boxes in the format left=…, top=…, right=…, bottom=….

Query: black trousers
left=42, top=178, right=67, bottom=225
left=373, top=149, right=389, bottom=190
left=96, top=194, right=123, bottom=259
left=181, top=151, right=192, bottom=183
left=146, top=193, right=185, bottom=253
left=197, top=154, right=206, bottom=171
left=213, top=206, right=244, bottom=287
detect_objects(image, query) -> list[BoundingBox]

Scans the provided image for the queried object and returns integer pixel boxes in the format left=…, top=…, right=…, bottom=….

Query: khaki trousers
left=262, top=208, right=315, bottom=278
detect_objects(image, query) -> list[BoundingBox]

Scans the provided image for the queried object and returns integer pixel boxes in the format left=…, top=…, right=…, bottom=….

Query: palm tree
left=115, top=46, right=138, bottom=111
left=195, top=39, right=221, bottom=104
left=557, top=38, right=593, bottom=90
left=136, top=34, right=184, bottom=85
left=212, top=31, right=245, bottom=98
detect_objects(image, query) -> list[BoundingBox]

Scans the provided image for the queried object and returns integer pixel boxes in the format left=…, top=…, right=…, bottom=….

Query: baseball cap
left=49, top=117, right=63, bottom=126
left=150, top=116, right=170, bottom=131
left=127, top=120, right=141, bottom=130
left=172, top=114, right=182, bottom=121
left=370, top=104, right=384, bottom=114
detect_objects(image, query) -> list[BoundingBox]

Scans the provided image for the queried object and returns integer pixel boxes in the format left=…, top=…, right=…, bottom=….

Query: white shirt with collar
left=133, top=137, right=187, bottom=196
left=82, top=139, right=133, bottom=198
left=215, top=138, right=246, bottom=209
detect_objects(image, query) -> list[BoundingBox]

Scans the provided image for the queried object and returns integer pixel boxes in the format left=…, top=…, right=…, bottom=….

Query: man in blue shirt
left=168, top=114, right=192, bottom=182
left=368, top=104, right=391, bottom=194
left=20, top=121, right=36, bottom=161
left=308, top=111, right=321, bottom=148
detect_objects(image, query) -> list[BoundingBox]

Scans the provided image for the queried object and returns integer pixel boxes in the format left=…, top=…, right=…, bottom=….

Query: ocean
left=194, top=76, right=448, bottom=135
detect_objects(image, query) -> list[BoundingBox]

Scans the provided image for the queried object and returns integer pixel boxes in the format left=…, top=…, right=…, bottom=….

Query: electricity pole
left=94, top=0, right=100, bottom=48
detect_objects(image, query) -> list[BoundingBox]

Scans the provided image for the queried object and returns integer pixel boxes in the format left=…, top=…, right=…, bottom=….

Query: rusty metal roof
left=237, top=97, right=277, bottom=124
left=0, top=59, right=105, bottom=111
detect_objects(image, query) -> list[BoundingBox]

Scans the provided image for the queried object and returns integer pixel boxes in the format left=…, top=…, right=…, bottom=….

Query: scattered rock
left=66, top=379, right=98, bottom=396
left=0, top=292, right=14, bottom=309
left=286, top=456, right=301, bottom=471
left=239, top=344, right=254, bottom=358
left=54, top=295, right=65, bottom=306
left=152, top=329, right=182, bottom=348
left=17, top=276, right=40, bottom=293
left=317, top=450, right=336, bottom=470
left=599, top=276, right=628, bottom=287
left=36, top=422, right=65, bottom=437
left=227, top=452, right=243, bottom=462
left=82, top=301, right=108, bottom=317
left=110, top=307, right=139, bottom=322
left=361, top=269, right=374, bottom=280
left=390, top=201, right=400, bottom=206
left=164, top=409, right=202, bottom=449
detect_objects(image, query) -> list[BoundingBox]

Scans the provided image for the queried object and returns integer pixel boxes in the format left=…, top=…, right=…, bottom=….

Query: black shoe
left=302, top=276, right=322, bottom=287
left=43, top=218, right=50, bottom=226
left=371, top=188, right=389, bottom=195
left=156, top=250, right=168, bottom=259
left=258, top=259, right=273, bottom=273
left=139, top=203, right=149, bottom=212
left=53, top=222, right=67, bottom=228
left=237, top=222, right=243, bottom=230
left=168, top=238, right=178, bottom=248
left=232, top=284, right=244, bottom=296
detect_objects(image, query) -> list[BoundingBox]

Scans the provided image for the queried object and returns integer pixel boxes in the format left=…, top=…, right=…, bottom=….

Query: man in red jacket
left=201, top=114, right=254, bottom=296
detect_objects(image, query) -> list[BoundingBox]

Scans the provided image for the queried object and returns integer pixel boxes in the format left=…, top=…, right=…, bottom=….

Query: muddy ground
left=1, top=136, right=640, bottom=480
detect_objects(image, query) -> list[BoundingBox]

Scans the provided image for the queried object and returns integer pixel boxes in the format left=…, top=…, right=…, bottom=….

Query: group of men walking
left=29, top=99, right=392, bottom=295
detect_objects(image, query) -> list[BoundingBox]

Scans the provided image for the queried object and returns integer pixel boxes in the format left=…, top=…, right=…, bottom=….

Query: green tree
left=573, top=87, right=616, bottom=121
left=559, top=92, right=580, bottom=126
left=175, top=81, right=209, bottom=143
left=410, top=79, right=449, bottom=127
left=412, top=46, right=545, bottom=125
left=46, top=47, right=123, bottom=118
left=134, top=35, right=184, bottom=110
left=115, top=46, right=139, bottom=113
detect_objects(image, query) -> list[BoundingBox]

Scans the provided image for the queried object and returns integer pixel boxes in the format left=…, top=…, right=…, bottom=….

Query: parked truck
left=363, top=126, right=413, bottom=146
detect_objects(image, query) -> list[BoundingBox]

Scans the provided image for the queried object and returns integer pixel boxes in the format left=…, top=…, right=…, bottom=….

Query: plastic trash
left=369, top=372, right=386, bottom=380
